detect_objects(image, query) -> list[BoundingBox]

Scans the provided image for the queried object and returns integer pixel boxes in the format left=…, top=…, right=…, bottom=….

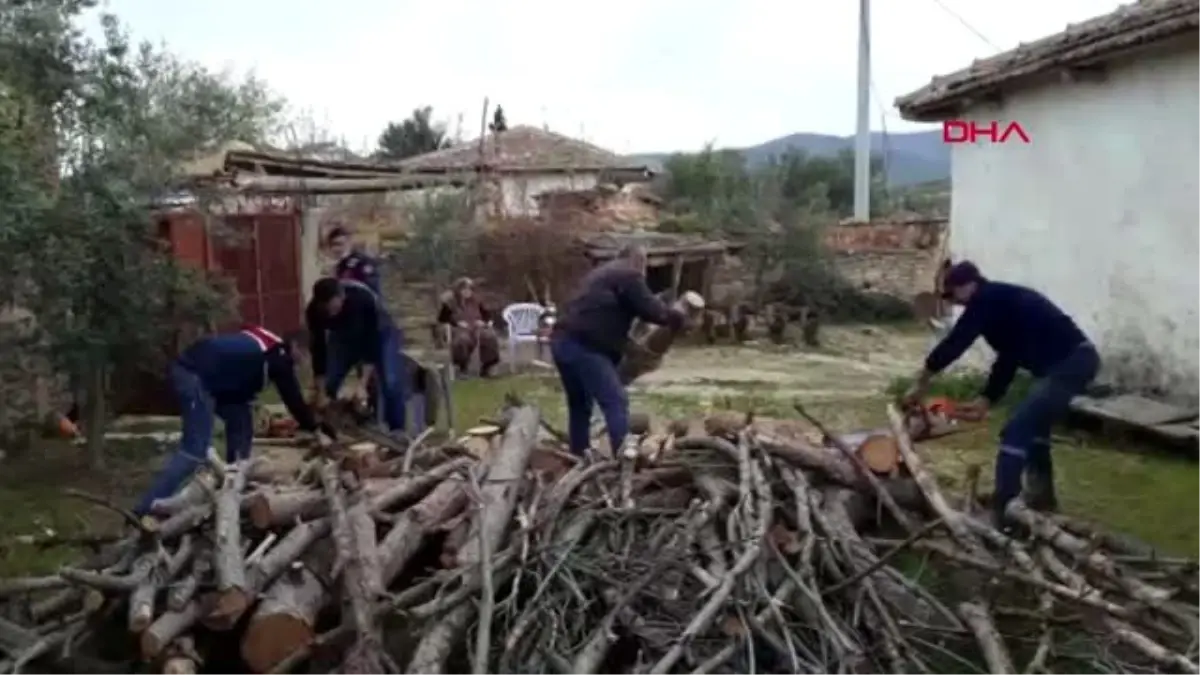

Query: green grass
left=884, top=370, right=1198, bottom=555
left=0, top=438, right=165, bottom=576
left=915, top=416, right=1198, bottom=556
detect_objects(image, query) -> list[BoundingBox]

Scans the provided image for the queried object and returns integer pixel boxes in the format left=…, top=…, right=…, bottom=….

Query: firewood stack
left=0, top=403, right=1196, bottom=674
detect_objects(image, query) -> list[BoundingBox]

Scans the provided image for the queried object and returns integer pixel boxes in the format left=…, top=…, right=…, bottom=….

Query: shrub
left=884, top=369, right=1035, bottom=408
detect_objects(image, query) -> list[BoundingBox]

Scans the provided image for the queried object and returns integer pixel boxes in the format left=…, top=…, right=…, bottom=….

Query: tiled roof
left=398, top=125, right=652, bottom=174
left=895, top=0, right=1199, bottom=120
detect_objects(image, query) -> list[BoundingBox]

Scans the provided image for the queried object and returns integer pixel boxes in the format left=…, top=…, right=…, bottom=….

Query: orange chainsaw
left=902, top=396, right=979, bottom=441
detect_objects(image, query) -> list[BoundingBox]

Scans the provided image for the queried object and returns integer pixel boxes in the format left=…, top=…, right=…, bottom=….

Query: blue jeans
left=994, top=343, right=1100, bottom=512
left=551, top=336, right=628, bottom=456
left=325, top=328, right=407, bottom=432
left=134, top=363, right=254, bottom=516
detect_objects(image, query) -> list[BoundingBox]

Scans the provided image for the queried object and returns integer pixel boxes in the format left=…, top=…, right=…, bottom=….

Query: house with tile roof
left=896, top=0, right=1199, bottom=401
left=398, top=125, right=655, bottom=217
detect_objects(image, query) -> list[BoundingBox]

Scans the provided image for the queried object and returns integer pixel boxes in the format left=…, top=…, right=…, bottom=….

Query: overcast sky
left=86, top=0, right=1127, bottom=154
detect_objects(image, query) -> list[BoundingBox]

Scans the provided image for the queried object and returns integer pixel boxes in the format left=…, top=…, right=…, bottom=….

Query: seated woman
left=437, top=277, right=500, bottom=377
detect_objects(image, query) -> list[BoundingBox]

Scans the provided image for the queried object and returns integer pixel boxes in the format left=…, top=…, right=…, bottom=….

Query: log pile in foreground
left=0, top=403, right=1197, bottom=674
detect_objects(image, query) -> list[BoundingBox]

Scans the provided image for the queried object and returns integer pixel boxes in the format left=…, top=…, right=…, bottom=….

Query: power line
left=927, top=0, right=1003, bottom=52
left=869, top=78, right=891, bottom=198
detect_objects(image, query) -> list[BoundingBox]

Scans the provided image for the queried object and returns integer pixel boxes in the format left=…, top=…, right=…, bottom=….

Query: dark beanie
left=944, top=260, right=983, bottom=289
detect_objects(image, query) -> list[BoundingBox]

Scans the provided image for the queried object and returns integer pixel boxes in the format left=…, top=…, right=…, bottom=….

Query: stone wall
left=824, top=217, right=948, bottom=301
left=830, top=249, right=942, bottom=300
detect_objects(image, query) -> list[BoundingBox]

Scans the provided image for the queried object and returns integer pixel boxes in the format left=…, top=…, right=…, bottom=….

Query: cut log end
left=162, top=656, right=199, bottom=675
left=141, top=631, right=168, bottom=662
left=856, top=434, right=900, bottom=475
left=245, top=493, right=274, bottom=530
left=203, top=588, right=253, bottom=631
left=129, top=604, right=155, bottom=634
left=241, top=614, right=316, bottom=674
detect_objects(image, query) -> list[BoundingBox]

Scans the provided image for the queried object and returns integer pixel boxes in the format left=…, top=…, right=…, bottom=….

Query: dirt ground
left=632, top=324, right=991, bottom=402
left=0, top=323, right=1194, bottom=578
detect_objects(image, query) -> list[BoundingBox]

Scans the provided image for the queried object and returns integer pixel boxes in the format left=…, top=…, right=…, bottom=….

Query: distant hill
left=633, top=129, right=948, bottom=187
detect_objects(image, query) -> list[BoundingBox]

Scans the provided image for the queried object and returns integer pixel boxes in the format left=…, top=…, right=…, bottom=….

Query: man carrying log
left=133, top=325, right=332, bottom=517
left=551, top=244, right=686, bottom=457
left=902, top=260, right=1100, bottom=526
left=306, top=277, right=408, bottom=436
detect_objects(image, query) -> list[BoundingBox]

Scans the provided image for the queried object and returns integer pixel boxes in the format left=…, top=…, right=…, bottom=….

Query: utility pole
left=853, top=0, right=872, bottom=221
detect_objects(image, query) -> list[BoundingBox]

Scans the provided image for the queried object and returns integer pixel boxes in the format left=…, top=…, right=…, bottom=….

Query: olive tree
left=0, top=5, right=285, bottom=465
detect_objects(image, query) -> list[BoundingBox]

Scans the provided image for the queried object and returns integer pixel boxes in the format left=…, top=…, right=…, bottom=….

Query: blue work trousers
left=325, top=327, right=407, bottom=432
left=551, top=335, right=629, bottom=456
left=994, top=343, right=1100, bottom=513
left=134, top=363, right=254, bottom=516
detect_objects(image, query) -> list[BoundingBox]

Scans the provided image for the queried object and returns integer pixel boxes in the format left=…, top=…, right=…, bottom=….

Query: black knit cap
left=942, top=261, right=983, bottom=297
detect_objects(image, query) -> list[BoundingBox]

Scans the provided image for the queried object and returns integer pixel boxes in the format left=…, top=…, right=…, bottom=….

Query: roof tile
left=895, top=0, right=1199, bottom=120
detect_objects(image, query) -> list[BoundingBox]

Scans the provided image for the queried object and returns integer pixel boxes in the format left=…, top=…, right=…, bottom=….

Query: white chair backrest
left=502, top=303, right=546, bottom=338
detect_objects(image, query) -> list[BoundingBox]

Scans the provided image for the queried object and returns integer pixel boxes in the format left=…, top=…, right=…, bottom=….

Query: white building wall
left=391, top=172, right=602, bottom=218
left=497, top=172, right=601, bottom=215
left=947, top=44, right=1199, bottom=402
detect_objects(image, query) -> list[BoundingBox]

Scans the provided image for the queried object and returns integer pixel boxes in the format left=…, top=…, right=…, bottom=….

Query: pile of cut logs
left=0, top=403, right=1196, bottom=674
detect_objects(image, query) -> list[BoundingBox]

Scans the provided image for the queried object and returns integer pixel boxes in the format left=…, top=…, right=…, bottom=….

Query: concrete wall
left=948, top=41, right=1199, bottom=401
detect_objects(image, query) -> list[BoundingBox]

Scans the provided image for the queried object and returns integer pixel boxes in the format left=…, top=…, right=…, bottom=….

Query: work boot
left=990, top=501, right=1014, bottom=534
left=1023, top=470, right=1059, bottom=513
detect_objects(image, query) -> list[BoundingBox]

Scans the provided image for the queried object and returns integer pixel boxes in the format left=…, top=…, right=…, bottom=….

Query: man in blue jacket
left=903, top=261, right=1100, bottom=525
left=551, top=244, right=686, bottom=458
left=306, top=277, right=407, bottom=435
left=328, top=225, right=382, bottom=296
left=135, top=325, right=331, bottom=516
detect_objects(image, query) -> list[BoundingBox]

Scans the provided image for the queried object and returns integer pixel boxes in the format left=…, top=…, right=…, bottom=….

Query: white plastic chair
left=501, top=303, right=547, bottom=368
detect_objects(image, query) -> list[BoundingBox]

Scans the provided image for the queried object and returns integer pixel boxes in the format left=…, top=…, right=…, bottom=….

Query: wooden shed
left=583, top=232, right=742, bottom=299
left=157, top=196, right=305, bottom=336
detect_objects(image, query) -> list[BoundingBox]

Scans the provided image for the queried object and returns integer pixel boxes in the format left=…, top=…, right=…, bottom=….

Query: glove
left=899, top=382, right=927, bottom=409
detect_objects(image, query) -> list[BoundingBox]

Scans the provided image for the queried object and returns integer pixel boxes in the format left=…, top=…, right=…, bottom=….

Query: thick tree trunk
left=241, top=541, right=335, bottom=674
left=322, top=462, right=385, bottom=674
left=206, top=462, right=253, bottom=631
left=83, top=364, right=107, bottom=470
left=379, top=477, right=469, bottom=586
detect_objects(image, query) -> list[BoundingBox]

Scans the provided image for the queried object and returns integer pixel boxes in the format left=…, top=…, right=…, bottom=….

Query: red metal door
left=127, top=207, right=303, bottom=415
left=214, top=215, right=262, bottom=329
left=256, top=213, right=303, bottom=336
left=212, top=211, right=302, bottom=336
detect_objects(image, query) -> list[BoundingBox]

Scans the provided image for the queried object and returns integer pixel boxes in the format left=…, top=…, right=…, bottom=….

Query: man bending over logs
left=306, top=278, right=408, bottom=437
left=437, top=277, right=500, bottom=377
left=134, top=325, right=332, bottom=516
left=901, top=260, right=1099, bottom=528
left=551, top=244, right=686, bottom=457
